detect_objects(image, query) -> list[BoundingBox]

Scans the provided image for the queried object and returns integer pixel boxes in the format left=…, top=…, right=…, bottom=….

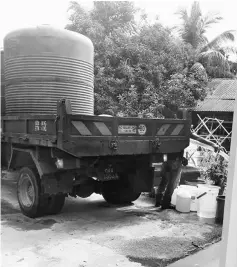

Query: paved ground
left=168, top=242, right=220, bottom=267
left=1, top=172, right=222, bottom=267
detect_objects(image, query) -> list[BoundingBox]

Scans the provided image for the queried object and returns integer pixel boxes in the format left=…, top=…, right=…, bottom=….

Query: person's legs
left=155, top=163, right=170, bottom=207
left=161, top=159, right=182, bottom=209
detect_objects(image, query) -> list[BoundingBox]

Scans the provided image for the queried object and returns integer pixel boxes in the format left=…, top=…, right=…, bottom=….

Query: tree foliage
left=176, top=1, right=222, bottom=48
left=177, top=1, right=237, bottom=78
left=66, top=1, right=208, bottom=117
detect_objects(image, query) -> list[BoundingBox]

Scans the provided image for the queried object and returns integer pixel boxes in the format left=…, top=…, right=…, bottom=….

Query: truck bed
left=1, top=111, right=191, bottom=157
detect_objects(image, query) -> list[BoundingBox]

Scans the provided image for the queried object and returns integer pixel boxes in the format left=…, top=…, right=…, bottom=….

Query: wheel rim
left=18, top=173, right=35, bottom=208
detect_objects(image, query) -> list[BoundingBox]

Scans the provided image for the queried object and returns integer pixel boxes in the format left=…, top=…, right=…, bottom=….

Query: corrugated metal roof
left=207, top=79, right=237, bottom=99
left=195, top=99, right=235, bottom=112
left=195, top=79, right=237, bottom=112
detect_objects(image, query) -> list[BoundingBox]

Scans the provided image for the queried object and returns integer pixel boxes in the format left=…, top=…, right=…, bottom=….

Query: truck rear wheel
left=17, top=167, right=45, bottom=218
left=102, top=176, right=141, bottom=205
left=45, top=194, right=65, bottom=215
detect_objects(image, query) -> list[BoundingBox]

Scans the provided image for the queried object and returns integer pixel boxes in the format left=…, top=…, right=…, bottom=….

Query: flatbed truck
left=1, top=99, right=191, bottom=218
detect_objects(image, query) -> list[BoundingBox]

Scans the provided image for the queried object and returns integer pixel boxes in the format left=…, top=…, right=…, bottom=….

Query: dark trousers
left=155, top=159, right=182, bottom=209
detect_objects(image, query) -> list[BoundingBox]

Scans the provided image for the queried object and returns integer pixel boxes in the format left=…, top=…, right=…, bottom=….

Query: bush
left=199, top=150, right=228, bottom=195
left=66, top=2, right=208, bottom=116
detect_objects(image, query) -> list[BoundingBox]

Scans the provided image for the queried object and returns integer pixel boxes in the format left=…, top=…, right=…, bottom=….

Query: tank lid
left=3, top=25, right=93, bottom=49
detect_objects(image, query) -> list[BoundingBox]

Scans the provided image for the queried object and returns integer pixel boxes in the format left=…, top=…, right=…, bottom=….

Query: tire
left=17, top=167, right=45, bottom=218
left=45, top=194, right=65, bottom=215
left=102, top=176, right=141, bottom=205
left=129, top=191, right=142, bottom=202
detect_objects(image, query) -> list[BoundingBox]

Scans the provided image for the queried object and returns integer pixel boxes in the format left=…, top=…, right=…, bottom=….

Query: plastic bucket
left=185, top=179, right=206, bottom=186
left=179, top=185, right=200, bottom=212
left=171, top=187, right=179, bottom=206
left=181, top=185, right=199, bottom=211
left=171, top=185, right=196, bottom=207
left=197, top=185, right=220, bottom=218
left=176, top=189, right=191, bottom=213
left=189, top=187, right=200, bottom=212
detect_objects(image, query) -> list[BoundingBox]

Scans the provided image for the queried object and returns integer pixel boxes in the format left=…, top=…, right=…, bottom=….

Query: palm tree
left=176, top=1, right=237, bottom=77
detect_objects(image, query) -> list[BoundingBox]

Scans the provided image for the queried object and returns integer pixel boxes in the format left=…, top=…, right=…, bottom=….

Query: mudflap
left=133, top=166, right=155, bottom=193
left=41, top=171, right=74, bottom=195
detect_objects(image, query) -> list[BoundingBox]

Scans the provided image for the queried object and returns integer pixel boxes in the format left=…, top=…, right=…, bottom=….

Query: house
left=192, top=79, right=237, bottom=151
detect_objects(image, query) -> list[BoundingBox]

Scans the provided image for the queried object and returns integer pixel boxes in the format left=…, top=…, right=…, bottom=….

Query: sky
left=0, top=0, right=237, bottom=59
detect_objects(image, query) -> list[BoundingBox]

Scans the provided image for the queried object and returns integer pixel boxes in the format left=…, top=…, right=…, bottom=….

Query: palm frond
left=190, top=62, right=206, bottom=72
left=200, top=35, right=208, bottom=45
left=175, top=7, right=189, bottom=22
left=220, top=46, right=237, bottom=55
left=201, top=30, right=236, bottom=52
left=176, top=1, right=235, bottom=52
left=198, top=50, right=227, bottom=66
left=190, top=1, right=201, bottom=16
left=67, top=1, right=81, bottom=12
left=202, top=12, right=223, bottom=27
left=206, top=65, right=234, bottom=78
left=190, top=1, right=202, bottom=24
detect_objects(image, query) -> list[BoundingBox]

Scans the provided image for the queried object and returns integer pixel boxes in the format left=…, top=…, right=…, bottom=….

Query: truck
left=1, top=98, right=192, bottom=218
left=1, top=26, right=193, bottom=218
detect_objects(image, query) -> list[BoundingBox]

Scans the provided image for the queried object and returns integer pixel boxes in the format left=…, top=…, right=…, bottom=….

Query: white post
left=219, top=98, right=237, bottom=267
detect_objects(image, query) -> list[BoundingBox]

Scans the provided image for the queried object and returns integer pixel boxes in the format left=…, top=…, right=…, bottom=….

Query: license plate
left=104, top=167, right=119, bottom=181
left=103, top=173, right=119, bottom=181
left=118, top=125, right=137, bottom=134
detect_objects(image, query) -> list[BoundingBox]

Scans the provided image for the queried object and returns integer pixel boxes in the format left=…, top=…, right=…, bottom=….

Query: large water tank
left=3, top=25, right=94, bottom=115
left=1, top=50, right=5, bottom=115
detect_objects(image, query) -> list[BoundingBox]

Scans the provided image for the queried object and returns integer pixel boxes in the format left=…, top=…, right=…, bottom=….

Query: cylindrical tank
left=3, top=25, right=94, bottom=115
left=1, top=49, right=5, bottom=115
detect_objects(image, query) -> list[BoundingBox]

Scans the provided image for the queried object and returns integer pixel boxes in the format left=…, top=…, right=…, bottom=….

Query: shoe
left=161, top=204, right=174, bottom=210
left=155, top=206, right=163, bottom=212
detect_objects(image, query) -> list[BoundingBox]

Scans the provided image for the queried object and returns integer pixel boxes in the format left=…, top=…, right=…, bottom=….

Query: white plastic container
left=191, top=150, right=205, bottom=167
left=197, top=185, right=220, bottom=218
left=171, top=187, right=179, bottom=206
left=171, top=185, right=199, bottom=211
left=189, top=187, right=200, bottom=212
left=176, top=189, right=191, bottom=213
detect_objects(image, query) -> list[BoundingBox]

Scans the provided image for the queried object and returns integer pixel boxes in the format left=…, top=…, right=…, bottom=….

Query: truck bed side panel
left=1, top=114, right=191, bottom=157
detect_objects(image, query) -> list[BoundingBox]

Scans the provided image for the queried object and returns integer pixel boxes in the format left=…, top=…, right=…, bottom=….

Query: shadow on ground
left=1, top=172, right=222, bottom=267
left=1, top=199, right=19, bottom=215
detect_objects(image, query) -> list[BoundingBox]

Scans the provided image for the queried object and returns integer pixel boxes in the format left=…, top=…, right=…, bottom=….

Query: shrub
left=199, top=150, right=228, bottom=195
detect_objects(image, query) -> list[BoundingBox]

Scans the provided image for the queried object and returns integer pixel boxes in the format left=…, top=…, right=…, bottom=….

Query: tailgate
left=116, top=117, right=189, bottom=139
left=64, top=115, right=191, bottom=156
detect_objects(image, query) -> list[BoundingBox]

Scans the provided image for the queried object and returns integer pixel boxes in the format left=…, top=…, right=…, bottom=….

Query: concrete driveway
left=1, top=172, right=222, bottom=267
